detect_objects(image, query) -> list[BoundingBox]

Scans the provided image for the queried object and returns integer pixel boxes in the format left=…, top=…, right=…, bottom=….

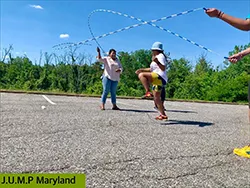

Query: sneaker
left=112, top=106, right=120, bottom=110
left=233, top=145, right=250, bottom=159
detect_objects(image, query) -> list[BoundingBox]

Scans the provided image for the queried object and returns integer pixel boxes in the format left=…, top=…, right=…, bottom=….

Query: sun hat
left=151, top=42, right=164, bottom=51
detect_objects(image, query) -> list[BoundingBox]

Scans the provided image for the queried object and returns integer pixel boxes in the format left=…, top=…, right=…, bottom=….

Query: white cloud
left=60, top=34, right=69, bottom=39
left=29, top=5, right=43, bottom=9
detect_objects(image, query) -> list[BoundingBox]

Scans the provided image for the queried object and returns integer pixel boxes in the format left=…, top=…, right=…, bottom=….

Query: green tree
left=166, top=58, right=192, bottom=98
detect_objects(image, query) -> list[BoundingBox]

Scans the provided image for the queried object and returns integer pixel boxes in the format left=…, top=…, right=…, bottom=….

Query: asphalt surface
left=1, top=93, right=250, bottom=188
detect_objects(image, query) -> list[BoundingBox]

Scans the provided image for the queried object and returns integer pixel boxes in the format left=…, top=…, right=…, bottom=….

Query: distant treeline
left=0, top=44, right=249, bottom=102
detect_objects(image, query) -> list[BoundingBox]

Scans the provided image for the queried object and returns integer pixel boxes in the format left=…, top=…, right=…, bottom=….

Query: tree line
left=0, top=44, right=249, bottom=102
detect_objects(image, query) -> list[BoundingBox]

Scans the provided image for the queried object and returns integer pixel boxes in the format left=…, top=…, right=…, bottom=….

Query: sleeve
left=117, top=59, right=123, bottom=73
left=97, top=56, right=108, bottom=64
left=156, top=54, right=166, bottom=66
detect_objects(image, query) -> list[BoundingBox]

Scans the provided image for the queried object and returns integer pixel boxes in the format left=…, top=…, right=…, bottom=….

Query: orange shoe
left=155, top=114, right=168, bottom=120
left=142, top=92, right=153, bottom=99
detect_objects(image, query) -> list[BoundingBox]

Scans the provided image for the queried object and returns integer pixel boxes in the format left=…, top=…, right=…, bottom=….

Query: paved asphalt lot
left=1, top=93, right=250, bottom=188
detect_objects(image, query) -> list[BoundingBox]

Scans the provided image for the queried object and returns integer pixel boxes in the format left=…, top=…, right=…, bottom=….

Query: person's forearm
left=97, top=52, right=101, bottom=59
left=219, top=13, right=250, bottom=31
left=240, top=47, right=250, bottom=57
left=157, top=63, right=165, bottom=71
left=118, top=62, right=123, bottom=72
left=153, top=57, right=166, bottom=71
left=141, top=68, right=151, bottom=72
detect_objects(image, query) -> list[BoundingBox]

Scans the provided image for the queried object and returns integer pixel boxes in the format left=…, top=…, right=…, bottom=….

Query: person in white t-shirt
left=135, top=42, right=168, bottom=120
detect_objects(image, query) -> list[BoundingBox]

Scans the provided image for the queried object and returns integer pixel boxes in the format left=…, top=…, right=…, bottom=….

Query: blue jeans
left=101, top=76, right=118, bottom=104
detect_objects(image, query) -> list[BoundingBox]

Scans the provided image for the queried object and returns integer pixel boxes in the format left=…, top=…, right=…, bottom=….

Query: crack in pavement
left=138, top=162, right=231, bottom=181
left=168, top=151, right=232, bottom=160
left=109, top=162, right=231, bottom=184
left=2, top=164, right=72, bottom=174
left=84, top=154, right=232, bottom=180
left=85, top=150, right=232, bottom=172
left=0, top=125, right=105, bottom=140
left=20, top=165, right=72, bottom=173
left=104, top=158, right=141, bottom=165
left=142, top=150, right=232, bottom=162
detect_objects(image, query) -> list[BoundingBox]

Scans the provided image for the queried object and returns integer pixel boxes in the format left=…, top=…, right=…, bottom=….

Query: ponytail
left=161, top=51, right=171, bottom=65
left=154, top=50, right=171, bottom=65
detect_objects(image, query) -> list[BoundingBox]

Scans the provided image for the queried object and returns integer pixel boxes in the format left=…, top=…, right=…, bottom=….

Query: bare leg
left=138, top=72, right=153, bottom=92
left=153, top=91, right=167, bottom=116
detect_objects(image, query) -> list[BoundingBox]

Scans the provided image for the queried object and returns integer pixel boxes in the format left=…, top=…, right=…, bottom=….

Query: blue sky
left=1, top=0, right=249, bottom=67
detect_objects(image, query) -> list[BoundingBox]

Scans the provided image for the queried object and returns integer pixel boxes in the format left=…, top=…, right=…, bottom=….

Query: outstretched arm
left=229, top=47, right=250, bottom=63
left=96, top=47, right=102, bottom=59
left=205, top=8, right=250, bottom=31
left=96, top=47, right=107, bottom=63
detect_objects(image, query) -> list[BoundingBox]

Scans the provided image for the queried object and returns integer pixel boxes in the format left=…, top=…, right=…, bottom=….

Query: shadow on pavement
left=119, top=109, right=156, bottom=113
left=166, top=109, right=197, bottom=114
left=161, top=119, right=214, bottom=127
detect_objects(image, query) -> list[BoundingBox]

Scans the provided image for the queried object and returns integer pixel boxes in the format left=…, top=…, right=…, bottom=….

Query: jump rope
left=53, top=7, right=228, bottom=59
left=53, top=8, right=250, bottom=148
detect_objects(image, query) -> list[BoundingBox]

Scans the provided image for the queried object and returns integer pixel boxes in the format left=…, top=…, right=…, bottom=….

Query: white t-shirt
left=150, top=53, right=168, bottom=83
